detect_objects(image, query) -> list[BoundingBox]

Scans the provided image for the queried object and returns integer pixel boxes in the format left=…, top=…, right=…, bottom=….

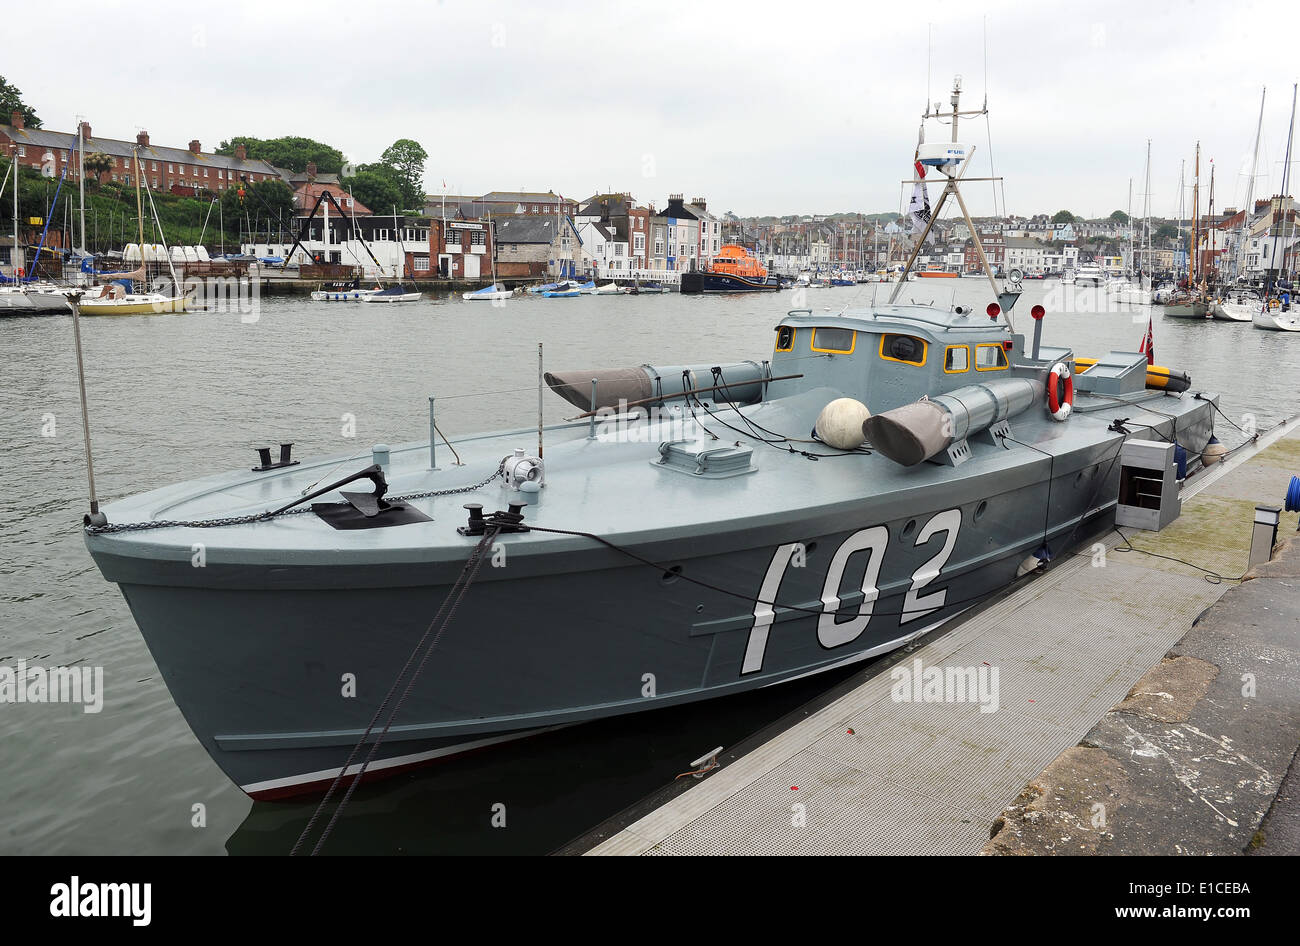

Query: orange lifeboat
left=681, top=245, right=782, bottom=293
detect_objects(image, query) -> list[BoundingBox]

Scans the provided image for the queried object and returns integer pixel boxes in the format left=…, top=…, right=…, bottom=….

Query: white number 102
left=740, top=508, right=961, bottom=675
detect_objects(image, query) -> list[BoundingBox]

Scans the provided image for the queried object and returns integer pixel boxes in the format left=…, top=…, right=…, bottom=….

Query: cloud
left=11, top=0, right=1300, bottom=219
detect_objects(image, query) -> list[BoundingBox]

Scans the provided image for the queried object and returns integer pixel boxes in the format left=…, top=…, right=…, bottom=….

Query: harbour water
left=2, top=281, right=1297, bottom=854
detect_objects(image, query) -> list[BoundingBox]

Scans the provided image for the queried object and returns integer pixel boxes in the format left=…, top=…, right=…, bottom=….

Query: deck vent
left=654, top=440, right=756, bottom=478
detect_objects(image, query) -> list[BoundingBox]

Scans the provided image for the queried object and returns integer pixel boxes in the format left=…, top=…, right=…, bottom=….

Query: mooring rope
left=292, top=525, right=501, bottom=856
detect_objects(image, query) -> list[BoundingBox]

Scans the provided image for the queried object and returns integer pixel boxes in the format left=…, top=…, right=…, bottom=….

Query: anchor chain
left=84, top=461, right=506, bottom=535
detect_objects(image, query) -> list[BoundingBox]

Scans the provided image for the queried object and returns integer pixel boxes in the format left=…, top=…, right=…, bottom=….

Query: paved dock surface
left=587, top=423, right=1300, bottom=856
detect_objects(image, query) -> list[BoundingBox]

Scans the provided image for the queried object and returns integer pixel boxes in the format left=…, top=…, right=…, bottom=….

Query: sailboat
left=1255, top=83, right=1300, bottom=332
left=1216, top=89, right=1267, bottom=322
left=0, top=150, right=76, bottom=314
left=1162, top=142, right=1212, bottom=319
left=462, top=213, right=514, bottom=301
left=77, top=148, right=190, bottom=316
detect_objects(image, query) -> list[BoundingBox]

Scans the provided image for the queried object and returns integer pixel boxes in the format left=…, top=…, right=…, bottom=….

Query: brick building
left=0, top=112, right=283, bottom=195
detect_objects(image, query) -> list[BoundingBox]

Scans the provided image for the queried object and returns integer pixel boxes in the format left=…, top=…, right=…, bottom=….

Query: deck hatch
left=654, top=440, right=757, bottom=478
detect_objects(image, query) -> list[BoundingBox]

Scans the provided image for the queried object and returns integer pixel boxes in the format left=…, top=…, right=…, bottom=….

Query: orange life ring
left=1047, top=362, right=1073, bottom=422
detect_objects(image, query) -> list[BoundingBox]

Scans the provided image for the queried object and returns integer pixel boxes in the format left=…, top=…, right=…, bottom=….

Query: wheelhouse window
left=879, top=333, right=927, bottom=366
left=975, top=343, right=1009, bottom=370
left=811, top=327, right=856, bottom=354
left=944, top=345, right=969, bottom=373
left=775, top=326, right=796, bottom=352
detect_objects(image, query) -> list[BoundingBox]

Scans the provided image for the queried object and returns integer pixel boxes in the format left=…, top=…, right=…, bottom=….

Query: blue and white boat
left=361, top=285, right=422, bottom=304
left=462, top=284, right=514, bottom=302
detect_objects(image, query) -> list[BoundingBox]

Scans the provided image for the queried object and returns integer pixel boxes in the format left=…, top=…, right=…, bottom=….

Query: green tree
left=378, top=138, right=428, bottom=211
left=1109, top=210, right=1129, bottom=225
left=216, top=136, right=345, bottom=175
left=1052, top=210, right=1076, bottom=224
left=348, top=163, right=404, bottom=215
left=0, top=75, right=40, bottom=128
left=1154, top=222, right=1179, bottom=242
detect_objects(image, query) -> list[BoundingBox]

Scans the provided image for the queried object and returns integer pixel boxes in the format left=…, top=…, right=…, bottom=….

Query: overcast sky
left=9, top=0, right=1300, bottom=221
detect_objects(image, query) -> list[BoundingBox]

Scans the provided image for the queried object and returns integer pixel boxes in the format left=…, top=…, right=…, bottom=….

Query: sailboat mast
left=11, top=141, right=18, bottom=279
left=134, top=149, right=146, bottom=288
left=1143, top=140, right=1151, bottom=279
left=77, top=120, right=86, bottom=255
left=1190, top=144, right=1199, bottom=288
left=1238, top=87, right=1266, bottom=282
left=1127, top=177, right=1133, bottom=274
left=1269, top=83, right=1298, bottom=295
left=1207, top=160, right=1215, bottom=284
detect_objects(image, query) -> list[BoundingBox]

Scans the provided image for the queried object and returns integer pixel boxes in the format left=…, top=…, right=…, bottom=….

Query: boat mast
left=77, top=119, right=86, bottom=256
left=1142, top=140, right=1151, bottom=281
left=134, top=147, right=145, bottom=290
left=1126, top=177, right=1133, bottom=275
left=1206, top=160, right=1215, bottom=286
left=10, top=139, right=17, bottom=280
left=1190, top=143, right=1199, bottom=290
left=1267, top=83, right=1298, bottom=300
left=889, top=76, right=1004, bottom=316
left=1237, top=87, right=1265, bottom=283
left=1176, top=160, right=1185, bottom=240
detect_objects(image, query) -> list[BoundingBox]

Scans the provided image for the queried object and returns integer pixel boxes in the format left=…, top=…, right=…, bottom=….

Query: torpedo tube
left=545, top=362, right=768, bottom=412
left=863, top=378, right=1043, bottom=466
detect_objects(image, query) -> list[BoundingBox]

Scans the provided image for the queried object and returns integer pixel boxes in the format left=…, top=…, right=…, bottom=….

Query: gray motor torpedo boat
left=83, top=81, right=1219, bottom=799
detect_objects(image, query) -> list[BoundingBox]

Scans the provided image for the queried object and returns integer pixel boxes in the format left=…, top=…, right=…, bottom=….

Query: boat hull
left=85, top=391, right=1213, bottom=800
left=1253, top=308, right=1300, bottom=331
left=311, top=290, right=382, bottom=302
left=76, top=295, right=189, bottom=316
left=680, top=272, right=782, bottom=293
left=362, top=293, right=422, bottom=303
left=1212, top=301, right=1255, bottom=321
left=0, top=291, right=73, bottom=315
left=1162, top=301, right=1212, bottom=319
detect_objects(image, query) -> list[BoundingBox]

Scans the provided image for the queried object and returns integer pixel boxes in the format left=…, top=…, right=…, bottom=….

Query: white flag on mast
left=909, top=124, right=935, bottom=245
left=909, top=160, right=934, bottom=244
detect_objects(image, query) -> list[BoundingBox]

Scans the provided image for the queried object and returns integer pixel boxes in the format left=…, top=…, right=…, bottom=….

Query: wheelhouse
left=768, top=305, right=1025, bottom=413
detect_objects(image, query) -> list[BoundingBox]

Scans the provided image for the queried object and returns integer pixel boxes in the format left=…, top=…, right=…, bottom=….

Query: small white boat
left=542, top=287, right=582, bottom=298
left=1212, top=296, right=1257, bottom=322
left=462, top=284, right=514, bottom=302
left=1253, top=303, right=1300, bottom=331
left=361, top=286, right=422, bottom=304
left=590, top=282, right=621, bottom=295
left=311, top=284, right=383, bottom=302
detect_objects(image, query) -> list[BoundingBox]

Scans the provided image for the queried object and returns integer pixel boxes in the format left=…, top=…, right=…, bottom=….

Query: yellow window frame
left=975, top=343, right=1010, bottom=371
left=878, top=333, right=927, bottom=367
left=775, top=327, right=796, bottom=352
left=943, top=345, right=970, bottom=374
left=811, top=327, right=856, bottom=354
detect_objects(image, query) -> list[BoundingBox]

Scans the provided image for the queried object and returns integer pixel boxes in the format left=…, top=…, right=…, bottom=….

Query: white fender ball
left=815, top=398, right=871, bottom=450
left=1202, top=438, right=1227, bottom=466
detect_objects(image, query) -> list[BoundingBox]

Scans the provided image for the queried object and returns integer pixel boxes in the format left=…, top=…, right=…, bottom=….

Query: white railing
left=593, top=265, right=682, bottom=283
